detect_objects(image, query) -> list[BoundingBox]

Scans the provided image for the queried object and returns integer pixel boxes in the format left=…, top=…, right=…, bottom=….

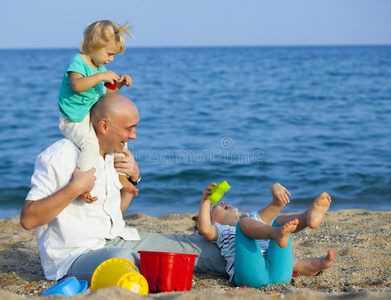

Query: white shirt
left=26, top=139, right=140, bottom=280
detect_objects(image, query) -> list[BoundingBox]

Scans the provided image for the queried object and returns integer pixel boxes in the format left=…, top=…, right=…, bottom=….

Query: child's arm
left=198, top=183, right=219, bottom=241
left=271, top=183, right=291, bottom=205
left=69, top=71, right=120, bottom=93
left=106, top=74, right=133, bottom=94
left=257, top=183, right=291, bottom=224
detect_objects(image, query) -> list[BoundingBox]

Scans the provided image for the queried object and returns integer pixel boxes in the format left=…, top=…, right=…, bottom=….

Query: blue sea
left=1, top=46, right=390, bottom=219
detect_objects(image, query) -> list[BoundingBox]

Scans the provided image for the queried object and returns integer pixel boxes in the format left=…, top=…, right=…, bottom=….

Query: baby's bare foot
left=79, top=192, right=97, bottom=203
left=275, top=219, right=298, bottom=248
left=119, top=176, right=139, bottom=196
left=294, top=250, right=336, bottom=276
left=306, top=192, right=331, bottom=229
left=79, top=192, right=91, bottom=200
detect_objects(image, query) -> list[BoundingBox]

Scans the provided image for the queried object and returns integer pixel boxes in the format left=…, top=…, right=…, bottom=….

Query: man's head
left=91, top=93, right=139, bottom=156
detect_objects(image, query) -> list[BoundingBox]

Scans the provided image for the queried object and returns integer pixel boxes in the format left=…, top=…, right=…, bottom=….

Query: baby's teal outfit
left=58, top=53, right=107, bottom=171
left=213, top=211, right=293, bottom=287
left=234, top=218, right=293, bottom=287
left=59, top=53, right=107, bottom=122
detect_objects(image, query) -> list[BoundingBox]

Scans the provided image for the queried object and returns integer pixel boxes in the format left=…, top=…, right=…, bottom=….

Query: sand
left=0, top=209, right=390, bottom=299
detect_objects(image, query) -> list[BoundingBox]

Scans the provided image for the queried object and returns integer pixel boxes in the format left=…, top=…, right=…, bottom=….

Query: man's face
left=101, top=107, right=139, bottom=155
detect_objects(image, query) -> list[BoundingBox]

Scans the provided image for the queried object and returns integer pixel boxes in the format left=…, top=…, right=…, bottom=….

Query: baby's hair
left=192, top=216, right=201, bottom=235
left=80, top=20, right=133, bottom=55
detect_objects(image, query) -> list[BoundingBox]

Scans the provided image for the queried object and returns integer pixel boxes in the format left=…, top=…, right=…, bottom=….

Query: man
left=21, top=93, right=226, bottom=283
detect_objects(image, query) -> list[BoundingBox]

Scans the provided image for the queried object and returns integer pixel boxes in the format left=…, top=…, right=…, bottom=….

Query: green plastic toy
left=208, top=181, right=231, bottom=204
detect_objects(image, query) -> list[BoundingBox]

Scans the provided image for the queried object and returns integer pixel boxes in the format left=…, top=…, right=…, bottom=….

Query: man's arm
left=120, top=189, right=133, bottom=214
left=114, top=148, right=140, bottom=214
left=20, top=168, right=96, bottom=230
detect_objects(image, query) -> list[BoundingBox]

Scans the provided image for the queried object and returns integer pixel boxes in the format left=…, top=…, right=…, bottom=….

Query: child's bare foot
left=79, top=192, right=98, bottom=203
left=119, top=175, right=139, bottom=196
left=293, top=249, right=336, bottom=276
left=305, top=192, right=331, bottom=229
left=274, top=219, right=299, bottom=248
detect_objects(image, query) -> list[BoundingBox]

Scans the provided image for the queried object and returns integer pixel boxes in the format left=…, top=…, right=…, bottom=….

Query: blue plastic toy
left=42, top=277, right=88, bottom=297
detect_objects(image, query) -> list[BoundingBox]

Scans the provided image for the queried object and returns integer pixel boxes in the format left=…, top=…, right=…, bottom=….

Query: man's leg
left=117, top=232, right=226, bottom=274
left=67, top=233, right=226, bottom=284
left=66, top=244, right=139, bottom=284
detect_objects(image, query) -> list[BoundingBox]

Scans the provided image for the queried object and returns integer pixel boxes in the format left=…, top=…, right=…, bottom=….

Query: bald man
left=21, top=93, right=226, bottom=283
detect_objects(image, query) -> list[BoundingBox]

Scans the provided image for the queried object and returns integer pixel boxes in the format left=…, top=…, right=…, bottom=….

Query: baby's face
left=210, top=201, right=239, bottom=226
left=90, top=39, right=120, bottom=66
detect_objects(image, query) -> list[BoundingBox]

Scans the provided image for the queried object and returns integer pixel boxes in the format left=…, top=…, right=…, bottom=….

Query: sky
left=2, top=0, right=391, bottom=49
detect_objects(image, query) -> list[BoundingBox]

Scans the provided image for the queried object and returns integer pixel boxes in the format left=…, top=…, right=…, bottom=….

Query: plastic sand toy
left=42, top=277, right=88, bottom=297
left=90, top=258, right=148, bottom=294
left=208, top=181, right=231, bottom=204
left=104, top=82, right=117, bottom=90
left=139, top=251, right=198, bottom=292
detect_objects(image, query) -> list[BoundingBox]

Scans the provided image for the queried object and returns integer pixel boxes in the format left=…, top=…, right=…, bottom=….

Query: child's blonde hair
left=80, top=20, right=133, bottom=55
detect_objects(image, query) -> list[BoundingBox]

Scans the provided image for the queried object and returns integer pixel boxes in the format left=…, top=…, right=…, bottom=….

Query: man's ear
left=98, top=118, right=110, bottom=134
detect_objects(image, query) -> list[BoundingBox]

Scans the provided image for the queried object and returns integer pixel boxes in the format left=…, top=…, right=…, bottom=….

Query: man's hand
left=71, top=168, right=97, bottom=202
left=21, top=167, right=97, bottom=230
left=114, top=149, right=139, bottom=181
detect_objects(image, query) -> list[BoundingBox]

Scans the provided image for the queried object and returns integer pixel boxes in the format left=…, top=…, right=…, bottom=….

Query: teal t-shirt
left=58, top=53, right=107, bottom=122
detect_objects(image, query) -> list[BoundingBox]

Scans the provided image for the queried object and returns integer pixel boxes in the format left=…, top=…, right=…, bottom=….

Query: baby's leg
left=240, top=217, right=295, bottom=248
left=293, top=249, right=336, bottom=276
left=60, top=114, right=99, bottom=199
left=276, top=192, right=331, bottom=232
left=234, top=218, right=297, bottom=287
left=265, top=218, right=297, bottom=285
left=59, top=114, right=99, bottom=171
left=119, top=175, right=139, bottom=196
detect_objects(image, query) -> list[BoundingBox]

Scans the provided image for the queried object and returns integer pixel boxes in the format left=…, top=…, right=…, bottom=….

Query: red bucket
left=138, top=251, right=198, bottom=293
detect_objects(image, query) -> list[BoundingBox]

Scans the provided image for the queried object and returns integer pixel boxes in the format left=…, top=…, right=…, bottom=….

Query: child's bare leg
left=240, top=217, right=298, bottom=248
left=276, top=192, right=331, bottom=232
left=119, top=174, right=139, bottom=196
left=293, top=249, right=336, bottom=276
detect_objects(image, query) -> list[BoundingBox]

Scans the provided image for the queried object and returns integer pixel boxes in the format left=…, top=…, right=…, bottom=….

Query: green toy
left=208, top=181, right=231, bottom=204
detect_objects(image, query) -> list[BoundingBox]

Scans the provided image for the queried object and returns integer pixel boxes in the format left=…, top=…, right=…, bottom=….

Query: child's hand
left=271, top=183, right=291, bottom=205
left=202, top=183, right=217, bottom=201
left=101, top=71, right=120, bottom=85
left=119, top=74, right=132, bottom=87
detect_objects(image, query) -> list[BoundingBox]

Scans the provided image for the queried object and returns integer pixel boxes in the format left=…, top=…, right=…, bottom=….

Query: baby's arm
left=271, top=183, right=291, bottom=205
left=69, top=71, right=120, bottom=93
left=257, top=183, right=291, bottom=224
left=106, top=74, right=133, bottom=93
left=198, top=183, right=219, bottom=241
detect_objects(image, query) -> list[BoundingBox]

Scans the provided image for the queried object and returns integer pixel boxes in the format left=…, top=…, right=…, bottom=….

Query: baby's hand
left=101, top=71, right=120, bottom=85
left=271, top=183, right=291, bottom=205
left=202, top=183, right=217, bottom=201
left=119, top=74, right=132, bottom=87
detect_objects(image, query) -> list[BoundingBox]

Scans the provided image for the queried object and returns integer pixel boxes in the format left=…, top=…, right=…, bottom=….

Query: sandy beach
left=1, top=209, right=390, bottom=299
